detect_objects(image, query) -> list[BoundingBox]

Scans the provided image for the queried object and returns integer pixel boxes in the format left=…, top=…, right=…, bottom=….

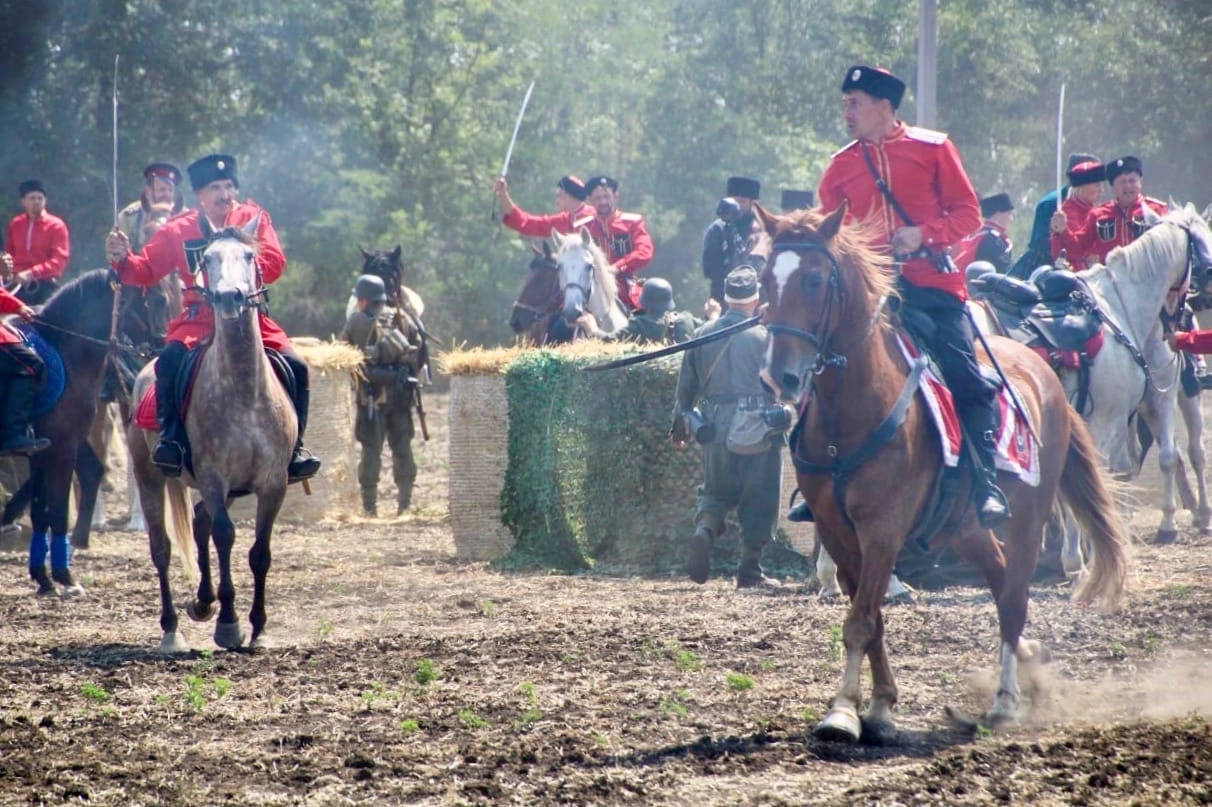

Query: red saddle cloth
left=134, top=352, right=205, bottom=430
left=1029, top=329, right=1105, bottom=370
left=898, top=333, right=1040, bottom=487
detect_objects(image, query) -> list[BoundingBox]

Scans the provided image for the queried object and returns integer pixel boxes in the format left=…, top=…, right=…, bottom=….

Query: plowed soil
left=1, top=393, right=1210, bottom=805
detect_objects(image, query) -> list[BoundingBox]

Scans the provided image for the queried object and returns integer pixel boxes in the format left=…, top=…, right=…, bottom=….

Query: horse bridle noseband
left=765, top=240, right=888, bottom=375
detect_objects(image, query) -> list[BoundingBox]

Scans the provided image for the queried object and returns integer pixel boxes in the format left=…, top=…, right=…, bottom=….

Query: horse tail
left=1058, top=406, right=1128, bottom=611
left=165, top=479, right=199, bottom=587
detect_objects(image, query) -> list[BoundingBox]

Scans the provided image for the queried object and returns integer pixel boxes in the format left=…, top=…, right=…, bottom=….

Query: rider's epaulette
left=572, top=215, right=595, bottom=229
left=1142, top=196, right=1166, bottom=208
left=831, top=139, right=859, bottom=159
left=167, top=208, right=193, bottom=222
left=618, top=212, right=643, bottom=223
left=905, top=125, right=949, bottom=145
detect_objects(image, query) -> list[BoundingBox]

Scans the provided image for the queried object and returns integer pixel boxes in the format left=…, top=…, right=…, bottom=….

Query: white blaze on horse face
left=771, top=250, right=801, bottom=303
left=208, top=242, right=256, bottom=296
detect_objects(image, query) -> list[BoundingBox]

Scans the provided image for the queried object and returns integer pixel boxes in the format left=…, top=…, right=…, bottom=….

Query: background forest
left=1, top=0, right=1209, bottom=350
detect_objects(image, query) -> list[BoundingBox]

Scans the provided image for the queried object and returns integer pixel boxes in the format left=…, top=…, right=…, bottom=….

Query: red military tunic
left=501, top=203, right=595, bottom=238
left=111, top=202, right=292, bottom=351
left=952, top=219, right=1012, bottom=274
left=570, top=209, right=655, bottom=308
left=1051, top=195, right=1098, bottom=270
left=817, top=123, right=981, bottom=299
left=1175, top=329, right=1212, bottom=353
left=1051, top=195, right=1168, bottom=267
left=5, top=212, right=71, bottom=281
left=0, top=287, right=28, bottom=345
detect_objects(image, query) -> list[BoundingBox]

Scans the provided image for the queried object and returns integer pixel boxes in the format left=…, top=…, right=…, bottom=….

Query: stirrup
left=152, top=440, right=185, bottom=477
left=976, top=483, right=1011, bottom=528
left=288, top=447, right=321, bottom=482
left=787, top=501, right=815, bottom=523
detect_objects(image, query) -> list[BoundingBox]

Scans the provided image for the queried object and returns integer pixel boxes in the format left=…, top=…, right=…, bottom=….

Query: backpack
left=368, top=307, right=419, bottom=368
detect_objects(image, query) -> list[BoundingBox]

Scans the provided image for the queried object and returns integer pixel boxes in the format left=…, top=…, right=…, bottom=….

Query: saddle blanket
left=17, top=326, right=66, bottom=419
left=898, top=334, right=1040, bottom=487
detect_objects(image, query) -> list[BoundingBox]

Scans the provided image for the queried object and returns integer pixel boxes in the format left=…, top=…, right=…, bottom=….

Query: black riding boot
left=284, top=365, right=321, bottom=482
left=787, top=496, right=814, bottom=523
left=965, top=402, right=1011, bottom=528
left=152, top=343, right=187, bottom=476
left=0, top=377, right=50, bottom=456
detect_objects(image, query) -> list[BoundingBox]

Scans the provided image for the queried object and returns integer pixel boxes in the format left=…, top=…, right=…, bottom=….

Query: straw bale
left=439, top=341, right=636, bottom=376
left=448, top=374, right=513, bottom=560
left=779, top=452, right=816, bottom=557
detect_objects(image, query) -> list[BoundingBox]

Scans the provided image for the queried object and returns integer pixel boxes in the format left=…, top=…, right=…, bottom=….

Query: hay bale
left=229, top=339, right=359, bottom=522
left=448, top=374, right=513, bottom=560
left=779, top=452, right=816, bottom=557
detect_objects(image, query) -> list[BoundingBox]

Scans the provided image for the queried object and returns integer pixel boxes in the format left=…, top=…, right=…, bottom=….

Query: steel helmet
left=353, top=274, right=388, bottom=303
left=639, top=278, right=674, bottom=316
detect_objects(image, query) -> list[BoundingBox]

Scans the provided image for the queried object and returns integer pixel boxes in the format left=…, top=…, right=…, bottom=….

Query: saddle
left=14, top=325, right=66, bottom=418
left=135, top=346, right=297, bottom=474
left=968, top=265, right=1105, bottom=369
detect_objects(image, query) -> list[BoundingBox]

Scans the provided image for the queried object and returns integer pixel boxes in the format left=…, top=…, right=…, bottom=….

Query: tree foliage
left=1, top=0, right=1209, bottom=347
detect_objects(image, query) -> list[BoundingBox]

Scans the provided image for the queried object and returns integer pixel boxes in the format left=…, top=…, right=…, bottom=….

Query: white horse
left=971, top=204, right=1212, bottom=567
left=552, top=228, right=629, bottom=337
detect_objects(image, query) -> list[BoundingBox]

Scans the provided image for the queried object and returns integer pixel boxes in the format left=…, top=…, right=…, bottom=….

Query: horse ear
left=1168, top=196, right=1180, bottom=212
left=391, top=245, right=402, bottom=261
left=818, top=200, right=849, bottom=241
left=242, top=214, right=260, bottom=238
left=753, top=203, right=777, bottom=236
left=580, top=227, right=592, bottom=247
left=1203, top=204, right=1212, bottom=224
left=542, top=240, right=553, bottom=259
left=360, top=246, right=372, bottom=259
left=1140, top=202, right=1162, bottom=228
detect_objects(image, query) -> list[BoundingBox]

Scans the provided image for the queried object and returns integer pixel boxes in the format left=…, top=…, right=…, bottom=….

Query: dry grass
left=438, top=339, right=638, bottom=375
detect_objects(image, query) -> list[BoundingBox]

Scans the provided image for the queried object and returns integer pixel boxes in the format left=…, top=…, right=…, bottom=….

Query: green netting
left=498, top=349, right=812, bottom=578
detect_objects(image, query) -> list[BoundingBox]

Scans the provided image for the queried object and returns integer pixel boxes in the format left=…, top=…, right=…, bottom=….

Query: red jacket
left=1051, top=196, right=1168, bottom=267
left=570, top=209, right=655, bottom=308
left=1176, top=330, right=1212, bottom=353
left=953, top=220, right=1012, bottom=274
left=112, top=202, right=292, bottom=351
left=817, top=122, right=981, bottom=299
left=501, top=203, right=594, bottom=238
left=1052, top=195, right=1098, bottom=270
left=0, top=287, right=28, bottom=345
left=5, top=212, right=71, bottom=281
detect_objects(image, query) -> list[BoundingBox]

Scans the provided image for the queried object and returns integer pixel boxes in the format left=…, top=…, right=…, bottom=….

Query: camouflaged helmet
left=353, top=274, right=388, bottom=303
left=639, top=278, right=674, bottom=316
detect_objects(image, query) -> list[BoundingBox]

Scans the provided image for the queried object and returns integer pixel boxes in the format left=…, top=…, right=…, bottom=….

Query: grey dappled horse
left=130, top=216, right=296, bottom=653
left=552, top=228, right=629, bottom=337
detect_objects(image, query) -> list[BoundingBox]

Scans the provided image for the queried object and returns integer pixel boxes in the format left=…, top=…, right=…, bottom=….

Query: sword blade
left=112, top=54, right=120, bottom=223
left=1055, top=83, right=1066, bottom=206
left=500, top=80, right=535, bottom=178
left=582, top=315, right=762, bottom=372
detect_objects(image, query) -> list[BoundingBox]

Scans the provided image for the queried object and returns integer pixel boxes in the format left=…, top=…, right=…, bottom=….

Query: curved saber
left=500, top=80, right=535, bottom=178
left=112, top=55, right=120, bottom=222
left=1055, top=83, right=1066, bottom=206
left=582, top=315, right=761, bottom=372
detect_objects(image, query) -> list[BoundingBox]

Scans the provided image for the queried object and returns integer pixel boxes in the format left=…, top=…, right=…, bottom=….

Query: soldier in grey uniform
left=671, top=267, right=786, bottom=588
left=577, top=278, right=706, bottom=344
left=340, top=274, right=424, bottom=516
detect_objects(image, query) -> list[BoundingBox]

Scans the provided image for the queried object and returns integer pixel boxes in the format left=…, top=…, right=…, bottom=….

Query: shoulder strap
left=861, top=144, right=917, bottom=228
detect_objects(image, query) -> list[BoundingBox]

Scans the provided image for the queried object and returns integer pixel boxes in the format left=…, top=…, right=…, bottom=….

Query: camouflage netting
left=497, top=350, right=811, bottom=578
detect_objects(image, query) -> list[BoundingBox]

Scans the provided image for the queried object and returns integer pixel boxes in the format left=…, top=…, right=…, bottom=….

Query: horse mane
left=584, top=238, right=621, bottom=310
left=763, top=205, right=897, bottom=305
left=38, top=269, right=114, bottom=330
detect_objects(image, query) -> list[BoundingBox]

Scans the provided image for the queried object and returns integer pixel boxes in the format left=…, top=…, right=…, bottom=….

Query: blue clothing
left=1009, top=186, right=1069, bottom=278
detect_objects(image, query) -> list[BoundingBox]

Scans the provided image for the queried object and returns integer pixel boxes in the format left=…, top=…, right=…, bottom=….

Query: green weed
left=459, top=708, right=488, bottom=728
left=660, top=688, right=691, bottom=718
left=361, top=682, right=402, bottom=707
left=80, top=682, right=110, bottom=703
left=726, top=673, right=755, bottom=692
left=414, top=659, right=441, bottom=686
left=827, top=625, right=844, bottom=661
left=480, top=600, right=498, bottom=618
left=400, top=718, right=420, bottom=733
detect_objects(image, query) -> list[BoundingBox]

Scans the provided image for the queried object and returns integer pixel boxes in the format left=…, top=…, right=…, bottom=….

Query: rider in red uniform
left=953, top=193, right=1015, bottom=274
left=0, top=287, right=48, bottom=455
left=495, top=174, right=593, bottom=237
left=3, top=180, right=71, bottom=305
left=809, top=64, right=1007, bottom=527
left=1050, top=156, right=1168, bottom=267
left=571, top=176, right=654, bottom=309
left=104, top=153, right=320, bottom=481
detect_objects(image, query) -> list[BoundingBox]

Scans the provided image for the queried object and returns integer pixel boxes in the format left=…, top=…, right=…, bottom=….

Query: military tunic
left=607, top=310, right=699, bottom=344
left=701, top=212, right=759, bottom=304
left=672, top=309, right=782, bottom=547
left=340, top=305, right=422, bottom=512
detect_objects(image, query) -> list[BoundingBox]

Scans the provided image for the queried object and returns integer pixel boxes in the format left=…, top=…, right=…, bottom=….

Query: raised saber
left=112, top=55, right=120, bottom=223
left=1054, top=83, right=1066, bottom=207
left=500, top=79, right=535, bottom=178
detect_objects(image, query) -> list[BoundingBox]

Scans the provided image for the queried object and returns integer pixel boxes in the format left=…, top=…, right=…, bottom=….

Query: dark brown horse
left=509, top=241, right=565, bottom=345
left=757, top=203, right=1127, bottom=743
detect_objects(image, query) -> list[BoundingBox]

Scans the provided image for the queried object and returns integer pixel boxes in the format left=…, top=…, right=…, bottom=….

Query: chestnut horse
left=509, top=241, right=564, bottom=345
left=758, top=204, right=1127, bottom=743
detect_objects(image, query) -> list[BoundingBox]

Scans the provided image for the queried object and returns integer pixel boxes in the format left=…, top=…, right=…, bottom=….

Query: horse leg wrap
left=50, top=534, right=71, bottom=570
left=28, top=531, right=48, bottom=573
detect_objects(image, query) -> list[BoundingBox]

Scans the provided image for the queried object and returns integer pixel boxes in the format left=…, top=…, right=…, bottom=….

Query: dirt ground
left=1, top=392, right=1210, bottom=806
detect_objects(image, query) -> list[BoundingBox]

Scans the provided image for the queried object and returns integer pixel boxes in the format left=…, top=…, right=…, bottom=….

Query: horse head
left=509, top=240, right=559, bottom=335
left=200, top=215, right=261, bottom=321
left=554, top=228, right=597, bottom=324
left=756, top=201, right=892, bottom=402
left=360, top=245, right=404, bottom=304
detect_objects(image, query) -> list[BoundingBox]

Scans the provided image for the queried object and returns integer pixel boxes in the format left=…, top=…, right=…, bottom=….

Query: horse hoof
left=52, top=569, right=86, bottom=598
left=214, top=621, right=245, bottom=650
left=1154, top=529, right=1179, bottom=546
left=158, top=632, right=191, bottom=654
left=35, top=579, right=57, bottom=597
left=814, top=705, right=862, bottom=743
left=817, top=590, right=842, bottom=603
left=58, top=583, right=87, bottom=599
left=249, top=633, right=275, bottom=653
left=859, top=717, right=898, bottom=746
left=982, top=710, right=1018, bottom=731
left=187, top=600, right=216, bottom=622
left=885, top=591, right=915, bottom=606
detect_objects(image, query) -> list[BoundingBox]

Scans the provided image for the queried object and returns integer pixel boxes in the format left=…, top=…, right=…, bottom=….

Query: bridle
left=511, top=256, right=561, bottom=329
left=765, top=240, right=888, bottom=377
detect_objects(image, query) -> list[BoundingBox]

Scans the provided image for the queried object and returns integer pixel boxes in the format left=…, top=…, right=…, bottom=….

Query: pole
left=916, top=0, right=938, bottom=129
